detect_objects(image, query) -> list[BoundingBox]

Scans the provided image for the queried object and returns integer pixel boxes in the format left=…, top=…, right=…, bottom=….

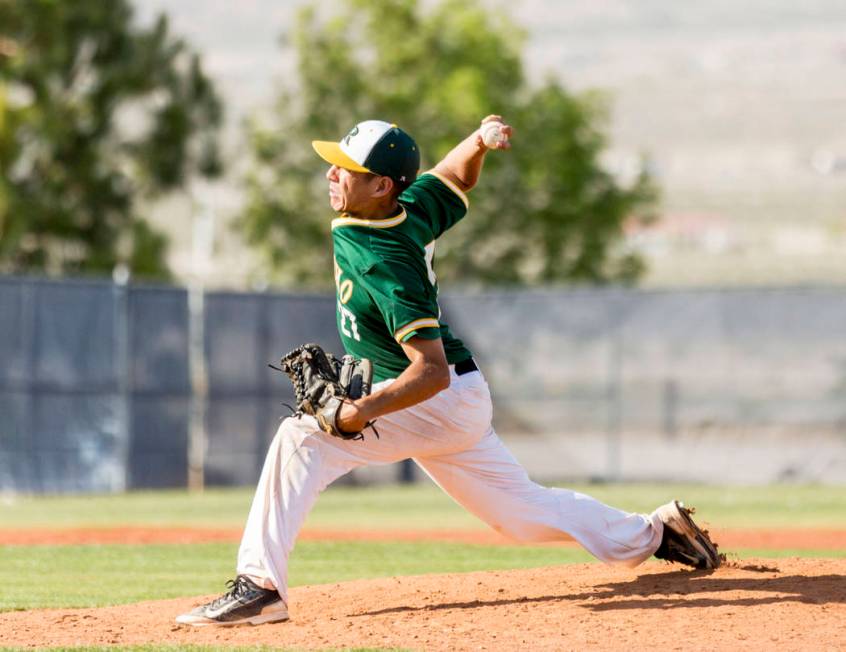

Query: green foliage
left=0, top=0, right=223, bottom=279
left=241, top=0, right=657, bottom=288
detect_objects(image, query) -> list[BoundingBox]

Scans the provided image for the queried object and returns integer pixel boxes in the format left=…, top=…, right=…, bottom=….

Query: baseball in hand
left=480, top=121, right=508, bottom=148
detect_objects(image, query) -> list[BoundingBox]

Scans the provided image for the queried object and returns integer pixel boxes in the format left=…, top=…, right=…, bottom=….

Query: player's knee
left=264, top=417, right=325, bottom=468
left=492, top=521, right=552, bottom=544
left=273, top=416, right=296, bottom=437
left=271, top=416, right=313, bottom=446
left=487, top=521, right=524, bottom=542
left=499, top=527, right=534, bottom=543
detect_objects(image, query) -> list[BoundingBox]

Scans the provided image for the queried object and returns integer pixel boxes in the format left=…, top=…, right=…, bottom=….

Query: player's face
left=326, top=165, right=383, bottom=215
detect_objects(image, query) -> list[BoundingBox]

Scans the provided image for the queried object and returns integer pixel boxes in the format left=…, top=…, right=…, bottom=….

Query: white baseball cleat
left=653, top=500, right=722, bottom=570
left=176, top=575, right=289, bottom=626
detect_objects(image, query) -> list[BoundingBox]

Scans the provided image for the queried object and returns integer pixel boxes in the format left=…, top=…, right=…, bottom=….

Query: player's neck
left=344, top=198, right=400, bottom=220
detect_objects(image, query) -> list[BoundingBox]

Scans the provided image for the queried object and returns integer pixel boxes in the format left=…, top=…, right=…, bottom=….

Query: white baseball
left=480, top=121, right=508, bottom=148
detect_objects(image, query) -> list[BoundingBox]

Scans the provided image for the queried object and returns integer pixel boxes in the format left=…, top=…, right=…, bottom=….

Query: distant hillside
left=507, top=0, right=846, bottom=285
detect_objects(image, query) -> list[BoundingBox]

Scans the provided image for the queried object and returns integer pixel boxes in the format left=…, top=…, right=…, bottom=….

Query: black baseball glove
left=272, top=343, right=374, bottom=440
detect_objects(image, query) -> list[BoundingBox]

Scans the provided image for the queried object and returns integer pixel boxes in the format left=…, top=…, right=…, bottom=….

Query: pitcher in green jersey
left=177, top=117, right=721, bottom=627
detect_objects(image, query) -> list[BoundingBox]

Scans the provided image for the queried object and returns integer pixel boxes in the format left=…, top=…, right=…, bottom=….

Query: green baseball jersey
left=332, top=171, right=473, bottom=382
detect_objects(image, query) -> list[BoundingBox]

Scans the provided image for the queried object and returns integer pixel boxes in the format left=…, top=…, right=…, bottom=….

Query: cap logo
left=343, top=125, right=359, bottom=146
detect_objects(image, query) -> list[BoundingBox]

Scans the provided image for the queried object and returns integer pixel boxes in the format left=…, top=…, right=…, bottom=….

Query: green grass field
left=2, top=482, right=845, bottom=613
left=5, top=482, right=846, bottom=529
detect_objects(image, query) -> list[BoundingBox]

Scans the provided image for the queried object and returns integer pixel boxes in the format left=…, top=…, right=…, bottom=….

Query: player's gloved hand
left=336, top=400, right=369, bottom=434
left=272, top=343, right=374, bottom=440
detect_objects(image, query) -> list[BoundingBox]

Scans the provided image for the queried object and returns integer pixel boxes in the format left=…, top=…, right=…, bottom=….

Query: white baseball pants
left=237, top=367, right=664, bottom=601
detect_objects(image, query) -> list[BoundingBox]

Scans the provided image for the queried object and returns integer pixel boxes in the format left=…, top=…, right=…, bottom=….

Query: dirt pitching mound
left=2, top=558, right=845, bottom=651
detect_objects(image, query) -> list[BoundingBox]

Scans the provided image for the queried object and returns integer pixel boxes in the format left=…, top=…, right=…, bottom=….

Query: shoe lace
left=208, top=575, right=251, bottom=609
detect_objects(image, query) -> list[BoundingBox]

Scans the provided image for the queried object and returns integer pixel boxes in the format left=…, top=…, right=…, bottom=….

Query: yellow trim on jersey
left=338, top=279, right=353, bottom=304
left=423, top=170, right=470, bottom=209
left=394, top=317, right=440, bottom=342
left=332, top=208, right=408, bottom=230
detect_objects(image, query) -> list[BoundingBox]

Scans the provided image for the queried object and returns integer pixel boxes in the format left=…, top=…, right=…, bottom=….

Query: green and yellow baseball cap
left=312, top=120, right=420, bottom=185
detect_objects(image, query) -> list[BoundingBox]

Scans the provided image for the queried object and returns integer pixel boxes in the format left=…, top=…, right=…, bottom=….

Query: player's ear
left=373, top=175, right=395, bottom=198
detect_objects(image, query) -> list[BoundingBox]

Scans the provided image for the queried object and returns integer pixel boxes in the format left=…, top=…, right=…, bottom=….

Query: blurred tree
left=242, top=0, right=657, bottom=289
left=0, top=0, right=222, bottom=279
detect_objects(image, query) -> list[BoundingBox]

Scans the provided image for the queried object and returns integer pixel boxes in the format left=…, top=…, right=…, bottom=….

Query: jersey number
left=424, top=241, right=437, bottom=285
left=339, top=302, right=361, bottom=341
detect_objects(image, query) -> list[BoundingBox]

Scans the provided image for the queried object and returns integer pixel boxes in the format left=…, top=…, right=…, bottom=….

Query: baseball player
left=177, top=116, right=720, bottom=627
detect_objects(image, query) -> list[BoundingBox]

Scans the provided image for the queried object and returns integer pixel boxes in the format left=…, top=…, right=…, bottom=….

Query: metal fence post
left=113, top=272, right=131, bottom=492
left=606, top=293, right=623, bottom=482
left=187, top=283, right=207, bottom=492
left=22, top=279, right=37, bottom=493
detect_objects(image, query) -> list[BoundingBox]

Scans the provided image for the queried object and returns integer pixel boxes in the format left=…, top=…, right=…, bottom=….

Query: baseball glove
left=271, top=343, right=374, bottom=440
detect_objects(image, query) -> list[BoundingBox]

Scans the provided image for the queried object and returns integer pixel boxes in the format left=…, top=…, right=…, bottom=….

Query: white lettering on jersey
left=338, top=301, right=361, bottom=341
left=424, top=240, right=437, bottom=285
left=339, top=279, right=353, bottom=304
left=333, top=257, right=342, bottom=286
left=334, top=259, right=355, bottom=305
left=334, top=260, right=359, bottom=340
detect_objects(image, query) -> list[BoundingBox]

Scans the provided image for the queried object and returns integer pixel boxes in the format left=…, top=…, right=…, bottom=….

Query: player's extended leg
left=236, top=415, right=386, bottom=601
left=416, top=428, right=663, bottom=567
left=178, top=415, right=394, bottom=626
left=234, top=369, right=498, bottom=601
left=178, top=371, right=493, bottom=625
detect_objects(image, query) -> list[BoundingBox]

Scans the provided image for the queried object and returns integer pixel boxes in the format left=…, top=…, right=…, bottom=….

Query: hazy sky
left=131, top=1, right=846, bottom=130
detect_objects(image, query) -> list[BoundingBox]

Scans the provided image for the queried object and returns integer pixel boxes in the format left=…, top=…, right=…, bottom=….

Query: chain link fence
left=443, top=288, right=846, bottom=483
left=2, top=276, right=845, bottom=493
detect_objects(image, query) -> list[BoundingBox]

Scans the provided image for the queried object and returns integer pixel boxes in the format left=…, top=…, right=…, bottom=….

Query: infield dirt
left=2, top=558, right=845, bottom=651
